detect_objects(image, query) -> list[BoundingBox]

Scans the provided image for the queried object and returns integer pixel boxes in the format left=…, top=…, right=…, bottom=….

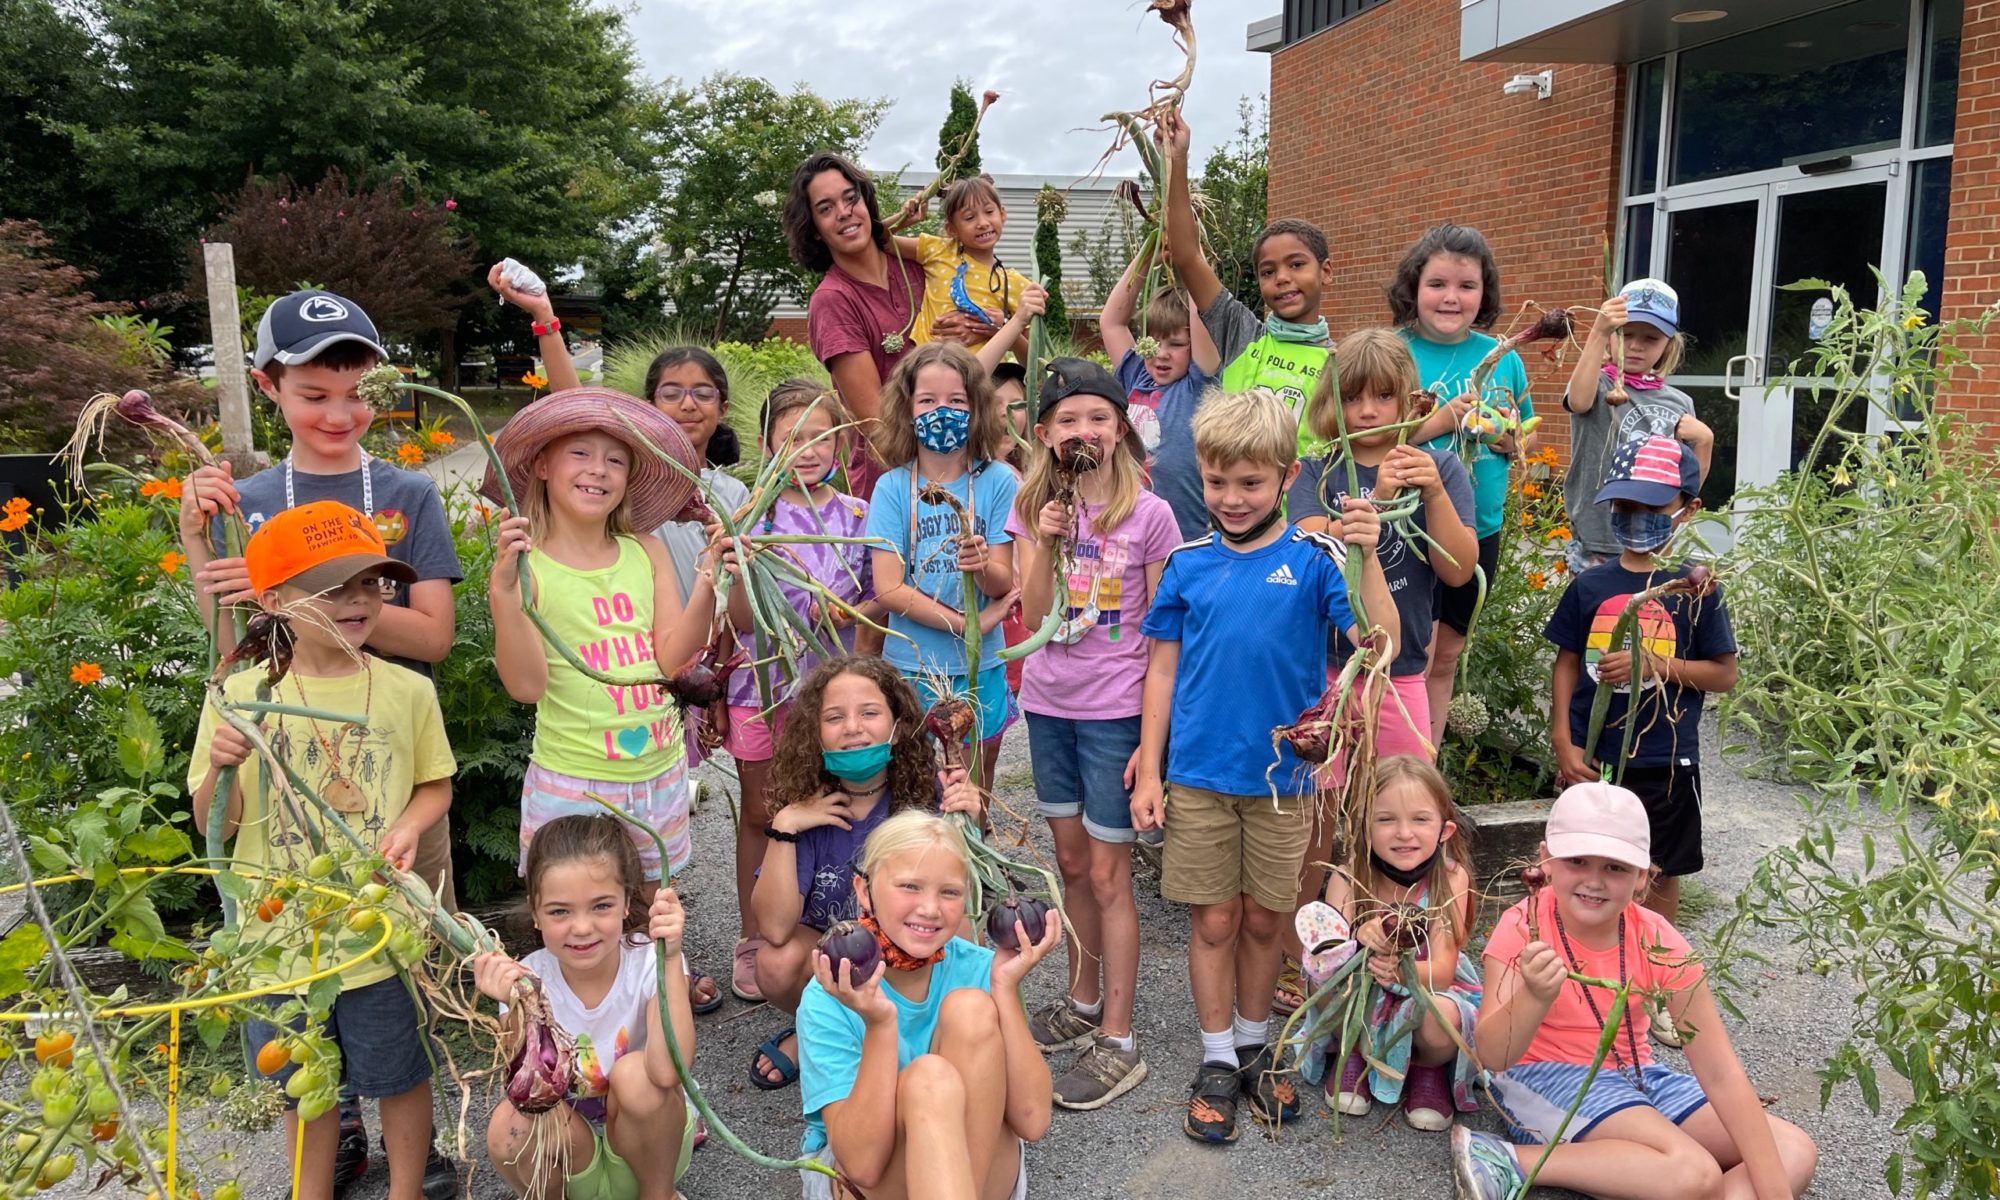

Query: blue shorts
left=1490, top=1061, right=1709, bottom=1144
left=915, top=667, right=1018, bottom=745
left=1025, top=713, right=1139, bottom=844
left=246, top=974, right=435, bottom=1103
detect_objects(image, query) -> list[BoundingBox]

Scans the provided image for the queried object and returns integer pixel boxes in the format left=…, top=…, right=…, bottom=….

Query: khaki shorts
left=1160, top=784, right=1311, bottom=912
left=409, top=814, right=458, bottom=913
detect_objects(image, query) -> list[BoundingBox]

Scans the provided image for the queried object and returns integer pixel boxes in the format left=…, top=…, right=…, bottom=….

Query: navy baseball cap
left=1619, top=277, right=1680, bottom=338
left=252, top=289, right=389, bottom=370
left=1597, top=436, right=1702, bottom=507
left=1036, top=357, right=1126, bottom=424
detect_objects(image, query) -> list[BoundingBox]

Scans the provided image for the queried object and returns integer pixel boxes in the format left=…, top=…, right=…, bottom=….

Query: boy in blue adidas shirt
left=1132, top=386, right=1395, bottom=1146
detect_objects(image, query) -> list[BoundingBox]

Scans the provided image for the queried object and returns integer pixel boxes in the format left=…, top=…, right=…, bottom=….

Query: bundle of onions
left=501, top=975, right=577, bottom=1114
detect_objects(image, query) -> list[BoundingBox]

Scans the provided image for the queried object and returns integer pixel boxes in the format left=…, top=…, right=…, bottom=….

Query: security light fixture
left=1671, top=9, right=1728, bottom=22
left=1503, top=70, right=1554, bottom=100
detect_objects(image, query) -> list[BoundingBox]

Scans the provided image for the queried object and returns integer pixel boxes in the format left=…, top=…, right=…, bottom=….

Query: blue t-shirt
left=1543, top=560, right=1736, bottom=767
left=796, top=937, right=995, bottom=1154
left=1114, top=349, right=1211, bottom=540
left=791, top=801, right=891, bottom=932
left=865, top=462, right=1018, bottom=676
left=1401, top=329, right=1534, bottom=539
left=1141, top=528, right=1356, bottom=796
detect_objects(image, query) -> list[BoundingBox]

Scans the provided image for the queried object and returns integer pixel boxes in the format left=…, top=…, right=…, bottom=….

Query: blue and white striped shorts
left=1490, top=1061, right=1709, bottom=1144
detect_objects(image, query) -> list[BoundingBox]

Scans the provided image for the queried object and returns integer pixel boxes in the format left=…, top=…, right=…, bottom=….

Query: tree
left=1034, top=187, right=1069, bottom=331
left=1198, top=96, right=1272, bottom=315
left=1069, top=205, right=1146, bottom=313
left=639, top=74, right=887, bottom=343
left=199, top=170, right=475, bottom=344
left=47, top=0, right=653, bottom=313
left=935, top=79, right=983, bottom=185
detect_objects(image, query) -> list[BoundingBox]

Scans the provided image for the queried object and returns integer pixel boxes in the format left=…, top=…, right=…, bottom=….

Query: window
left=1628, top=59, right=1666, bottom=196
left=1281, top=0, right=1391, bottom=47
left=1621, top=204, right=1654, bottom=288
left=1919, top=0, right=1963, bottom=148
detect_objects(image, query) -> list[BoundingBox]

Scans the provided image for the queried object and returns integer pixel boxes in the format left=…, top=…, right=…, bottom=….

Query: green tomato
left=215, top=1182, right=243, bottom=1200
left=36, top=1152, right=74, bottom=1189
left=357, top=883, right=389, bottom=906
left=344, top=908, right=380, bottom=933
left=295, top=1091, right=336, bottom=1123
left=39, top=1092, right=78, bottom=1130
left=86, top=1083, right=117, bottom=1121
left=13, top=1133, right=39, bottom=1157
left=306, top=854, right=336, bottom=880
left=283, top=1067, right=322, bottom=1101
left=208, top=1074, right=233, bottom=1099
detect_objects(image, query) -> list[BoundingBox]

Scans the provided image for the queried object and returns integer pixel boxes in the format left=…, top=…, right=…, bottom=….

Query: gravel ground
left=43, top=724, right=1889, bottom=1200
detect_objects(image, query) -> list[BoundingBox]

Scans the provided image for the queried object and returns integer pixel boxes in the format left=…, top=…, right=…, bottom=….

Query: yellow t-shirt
left=910, top=232, right=1034, bottom=350
left=186, top=660, right=456, bottom=991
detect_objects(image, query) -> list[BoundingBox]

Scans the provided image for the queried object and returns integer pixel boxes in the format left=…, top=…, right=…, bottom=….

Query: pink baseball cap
left=1546, top=781, right=1652, bottom=870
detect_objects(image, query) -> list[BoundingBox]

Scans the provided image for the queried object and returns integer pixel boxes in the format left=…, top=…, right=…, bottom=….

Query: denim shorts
left=246, top=974, right=435, bottom=1102
left=1025, top=713, right=1141, bottom=844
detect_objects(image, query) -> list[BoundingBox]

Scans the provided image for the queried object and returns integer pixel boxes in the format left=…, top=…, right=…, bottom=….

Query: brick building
left=1252, top=0, right=1983, bottom=525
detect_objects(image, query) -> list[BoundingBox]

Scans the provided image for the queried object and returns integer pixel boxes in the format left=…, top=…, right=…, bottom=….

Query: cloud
left=624, top=0, right=1273, bottom=177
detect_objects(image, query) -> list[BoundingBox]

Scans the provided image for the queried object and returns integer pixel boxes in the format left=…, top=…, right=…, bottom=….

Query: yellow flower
left=70, top=662, right=104, bottom=686
left=396, top=442, right=425, bottom=466
left=159, top=550, right=186, bottom=574
left=1902, top=313, right=1924, bottom=331
left=522, top=372, right=549, bottom=390
left=426, top=429, right=456, bottom=448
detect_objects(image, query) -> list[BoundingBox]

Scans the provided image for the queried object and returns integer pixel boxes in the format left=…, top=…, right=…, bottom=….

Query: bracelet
left=762, top=824, right=799, bottom=843
left=532, top=316, right=562, bottom=338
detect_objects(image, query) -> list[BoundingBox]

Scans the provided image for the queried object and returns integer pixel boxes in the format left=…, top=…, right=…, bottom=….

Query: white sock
left=1101, top=1031, right=1136, bottom=1052
left=1199, top=1027, right=1235, bottom=1065
left=1071, top=995, right=1103, bottom=1019
left=1232, top=1011, right=1268, bottom=1051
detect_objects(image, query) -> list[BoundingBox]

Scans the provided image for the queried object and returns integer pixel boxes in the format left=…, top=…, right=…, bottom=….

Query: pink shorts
left=722, top=703, right=787, bottom=762
left=1324, top=672, right=1433, bottom=788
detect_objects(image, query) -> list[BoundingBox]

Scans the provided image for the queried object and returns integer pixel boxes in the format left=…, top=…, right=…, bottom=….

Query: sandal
left=687, top=966, right=725, bottom=1015
left=749, top=1027, right=799, bottom=1091
left=732, top=936, right=764, bottom=1003
left=1183, top=1061, right=1241, bottom=1144
left=1272, top=957, right=1306, bottom=1016
left=1237, top=1043, right=1302, bottom=1126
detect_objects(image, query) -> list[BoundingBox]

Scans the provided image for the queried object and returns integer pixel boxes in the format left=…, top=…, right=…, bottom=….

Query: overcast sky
left=624, top=0, right=1277, bottom=179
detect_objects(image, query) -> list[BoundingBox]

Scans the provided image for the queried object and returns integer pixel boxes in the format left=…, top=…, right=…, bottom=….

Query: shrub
left=600, top=331, right=826, bottom=482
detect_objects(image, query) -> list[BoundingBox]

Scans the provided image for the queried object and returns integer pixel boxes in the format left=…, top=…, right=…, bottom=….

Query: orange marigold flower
left=159, top=550, right=186, bottom=574
left=3, top=496, right=28, bottom=516
left=1552, top=559, right=1568, bottom=575
left=0, top=509, right=27, bottom=533
left=1521, top=482, right=1544, bottom=500
left=521, top=372, right=549, bottom=390
left=1527, top=571, right=1547, bottom=591
left=1547, top=525, right=1572, bottom=541
left=139, top=479, right=167, bottom=497
left=1519, top=511, right=1533, bottom=527
left=70, top=662, right=104, bottom=686
left=396, top=442, right=425, bottom=466
left=426, top=429, right=456, bottom=448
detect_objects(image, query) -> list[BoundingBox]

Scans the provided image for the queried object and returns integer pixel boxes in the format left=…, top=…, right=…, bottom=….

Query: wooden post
left=202, top=243, right=265, bottom=476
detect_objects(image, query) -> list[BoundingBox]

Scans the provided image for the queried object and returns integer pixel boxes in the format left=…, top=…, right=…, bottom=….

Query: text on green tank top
left=530, top=536, right=683, bottom=774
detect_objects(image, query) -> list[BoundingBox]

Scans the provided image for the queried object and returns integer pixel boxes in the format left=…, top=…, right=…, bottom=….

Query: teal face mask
left=822, top=741, right=893, bottom=783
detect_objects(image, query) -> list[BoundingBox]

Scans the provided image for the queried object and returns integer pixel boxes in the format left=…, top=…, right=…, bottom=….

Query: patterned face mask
left=915, top=406, right=972, bottom=454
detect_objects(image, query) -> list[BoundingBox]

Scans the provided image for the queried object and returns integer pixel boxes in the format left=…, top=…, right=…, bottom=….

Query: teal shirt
left=1401, top=328, right=1533, bottom=538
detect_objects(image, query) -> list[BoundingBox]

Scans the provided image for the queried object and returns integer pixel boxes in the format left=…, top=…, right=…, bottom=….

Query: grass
left=996, top=768, right=1036, bottom=794
left=1676, top=876, right=1720, bottom=925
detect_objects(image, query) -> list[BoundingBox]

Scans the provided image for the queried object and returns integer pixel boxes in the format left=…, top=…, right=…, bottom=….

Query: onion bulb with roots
left=503, top=976, right=576, bottom=1114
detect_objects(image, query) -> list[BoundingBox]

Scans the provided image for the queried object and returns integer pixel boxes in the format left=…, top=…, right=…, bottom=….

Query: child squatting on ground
left=1455, top=781, right=1818, bottom=1200
left=474, top=815, right=697, bottom=1200
left=1131, top=386, right=1397, bottom=1145
left=188, top=501, right=454, bottom=1200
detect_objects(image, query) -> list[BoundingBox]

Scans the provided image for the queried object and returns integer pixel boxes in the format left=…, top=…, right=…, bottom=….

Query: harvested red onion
left=986, top=895, right=1051, bottom=951
left=923, top=697, right=976, bottom=772
left=503, top=977, right=575, bottom=1114
left=817, top=920, right=881, bottom=983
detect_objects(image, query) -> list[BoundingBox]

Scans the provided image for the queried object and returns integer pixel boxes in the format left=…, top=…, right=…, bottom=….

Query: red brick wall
left=1268, top=0, right=1625, bottom=454
left=1940, top=1, right=2000, bottom=433
left=764, top=316, right=810, bottom=343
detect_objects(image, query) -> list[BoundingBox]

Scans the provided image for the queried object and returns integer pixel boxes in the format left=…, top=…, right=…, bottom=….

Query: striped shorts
left=1489, top=1061, right=1709, bottom=1144
left=519, top=758, right=692, bottom=883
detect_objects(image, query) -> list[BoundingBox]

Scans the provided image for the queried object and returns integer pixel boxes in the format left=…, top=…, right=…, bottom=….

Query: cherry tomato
left=215, top=1182, right=243, bottom=1200
left=254, top=896, right=284, bottom=922
left=345, top=908, right=380, bottom=933
left=254, top=1040, right=291, bottom=1076
left=89, top=1118, right=118, bottom=1142
left=34, top=1153, right=73, bottom=1190
left=306, top=854, right=336, bottom=880
left=32, top=1032, right=73, bottom=1067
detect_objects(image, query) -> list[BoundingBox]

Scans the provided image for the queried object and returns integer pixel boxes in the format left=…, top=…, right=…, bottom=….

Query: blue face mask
left=1264, top=312, right=1330, bottom=344
left=915, top=407, right=972, bottom=454
left=1610, top=507, right=1684, bottom=554
left=821, top=741, right=893, bottom=783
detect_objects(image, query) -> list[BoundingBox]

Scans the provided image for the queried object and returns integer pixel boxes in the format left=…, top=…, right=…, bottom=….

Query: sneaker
left=1183, top=1061, right=1241, bottom=1144
left=419, top=1142, right=458, bottom=1200
left=1648, top=1002, right=1685, bottom=1048
left=1450, top=1126, right=1524, bottom=1200
left=1235, top=1043, right=1301, bottom=1126
left=332, top=1110, right=368, bottom=1194
left=1027, top=999, right=1098, bottom=1054
left=1403, top=1060, right=1454, bottom=1132
left=1052, top=1035, right=1148, bottom=1111
left=1328, top=1047, right=1370, bottom=1117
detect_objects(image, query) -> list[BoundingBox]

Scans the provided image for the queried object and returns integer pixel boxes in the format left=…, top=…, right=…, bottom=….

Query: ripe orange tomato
left=254, top=1040, right=291, bottom=1076
left=32, top=1032, right=73, bottom=1067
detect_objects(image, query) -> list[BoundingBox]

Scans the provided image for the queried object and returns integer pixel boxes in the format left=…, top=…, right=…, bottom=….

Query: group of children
left=169, top=110, right=1818, bottom=1200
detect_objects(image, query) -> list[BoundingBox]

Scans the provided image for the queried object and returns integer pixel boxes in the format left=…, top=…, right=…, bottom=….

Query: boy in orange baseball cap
left=188, top=500, right=455, bottom=1200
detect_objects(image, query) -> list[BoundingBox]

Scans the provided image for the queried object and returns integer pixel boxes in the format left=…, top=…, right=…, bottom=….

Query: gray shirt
left=1563, top=375, right=1697, bottom=557
left=1288, top=449, right=1475, bottom=676
left=224, top=458, right=463, bottom=676
left=653, top=467, right=752, bottom=602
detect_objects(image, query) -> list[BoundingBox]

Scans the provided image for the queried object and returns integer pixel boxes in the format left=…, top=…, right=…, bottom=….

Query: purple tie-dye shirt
left=727, top=489, right=876, bottom=709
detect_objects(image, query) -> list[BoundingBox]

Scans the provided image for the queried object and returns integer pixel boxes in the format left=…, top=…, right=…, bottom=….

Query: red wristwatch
left=532, top=316, right=562, bottom=337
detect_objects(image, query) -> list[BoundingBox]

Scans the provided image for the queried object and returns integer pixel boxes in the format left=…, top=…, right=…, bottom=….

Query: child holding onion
left=1277, top=329, right=1477, bottom=1012
left=1454, top=781, right=1817, bottom=1200
left=865, top=341, right=1022, bottom=785
left=1101, top=246, right=1222, bottom=540
left=747, top=657, right=981, bottom=1092
left=893, top=174, right=1037, bottom=355
left=1003, top=358, right=1181, bottom=1110
left=796, top=809, right=1059, bottom=1200
left=1130, top=387, right=1396, bottom=1144
left=720, top=381, right=879, bottom=1007
left=471, top=815, right=696, bottom=1200
left=1389, top=224, right=1535, bottom=744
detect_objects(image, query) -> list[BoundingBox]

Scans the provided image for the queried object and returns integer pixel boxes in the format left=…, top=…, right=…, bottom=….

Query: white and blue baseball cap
left=1619, top=278, right=1679, bottom=338
left=252, top=289, right=389, bottom=370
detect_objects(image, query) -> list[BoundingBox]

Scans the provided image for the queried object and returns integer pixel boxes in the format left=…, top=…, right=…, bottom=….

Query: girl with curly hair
left=744, top=655, right=983, bottom=1091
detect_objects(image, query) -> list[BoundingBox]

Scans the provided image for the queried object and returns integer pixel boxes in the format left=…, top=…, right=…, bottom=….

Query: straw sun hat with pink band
left=480, top=387, right=714, bottom=531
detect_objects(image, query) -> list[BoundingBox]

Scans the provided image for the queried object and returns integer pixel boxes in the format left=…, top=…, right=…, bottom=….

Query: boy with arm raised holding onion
left=1130, top=387, right=1395, bottom=1145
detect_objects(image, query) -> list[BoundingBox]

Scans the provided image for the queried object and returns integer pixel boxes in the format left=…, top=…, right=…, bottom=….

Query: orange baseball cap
left=245, top=500, right=418, bottom=595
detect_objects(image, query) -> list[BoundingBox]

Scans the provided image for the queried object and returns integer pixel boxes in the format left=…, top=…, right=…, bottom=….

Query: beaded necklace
left=1553, top=904, right=1647, bottom=1094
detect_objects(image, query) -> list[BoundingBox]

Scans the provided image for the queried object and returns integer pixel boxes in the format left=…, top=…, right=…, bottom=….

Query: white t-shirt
left=520, top=938, right=661, bottom=1102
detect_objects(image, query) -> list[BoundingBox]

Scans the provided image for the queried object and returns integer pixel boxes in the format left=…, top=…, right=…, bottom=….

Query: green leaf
left=67, top=810, right=114, bottom=868
left=0, top=925, right=49, bottom=999
left=215, top=870, right=249, bottom=901
left=122, top=824, right=193, bottom=864
left=305, top=973, right=342, bottom=1018
left=107, top=932, right=194, bottom=961
left=26, top=836, right=71, bottom=875
left=1886, top=1151, right=1903, bottom=1195
left=116, top=687, right=165, bottom=780
left=1856, top=1057, right=1880, bottom=1115
left=195, top=1009, right=230, bottom=1052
